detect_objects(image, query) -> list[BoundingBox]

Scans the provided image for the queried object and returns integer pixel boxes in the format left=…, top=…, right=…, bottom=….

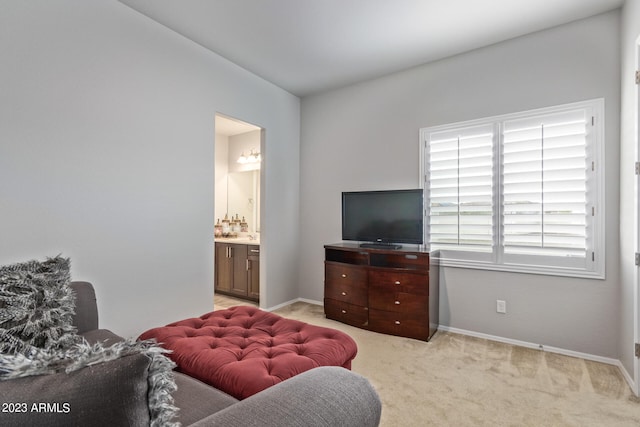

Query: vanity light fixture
left=238, top=148, right=261, bottom=164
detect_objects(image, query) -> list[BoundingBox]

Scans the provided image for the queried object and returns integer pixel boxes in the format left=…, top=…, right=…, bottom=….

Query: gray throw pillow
left=0, top=255, right=78, bottom=355
left=0, top=338, right=179, bottom=427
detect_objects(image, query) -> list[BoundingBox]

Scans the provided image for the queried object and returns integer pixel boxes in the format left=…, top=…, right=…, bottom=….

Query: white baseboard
left=265, top=297, right=323, bottom=312
left=617, top=360, right=637, bottom=396
left=264, top=298, right=298, bottom=312
left=298, top=297, right=323, bottom=306
left=440, top=325, right=637, bottom=394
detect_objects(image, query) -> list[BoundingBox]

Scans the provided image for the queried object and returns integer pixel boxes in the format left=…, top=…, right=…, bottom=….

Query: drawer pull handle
left=341, top=292, right=347, bottom=296
left=341, top=310, right=347, bottom=314
left=394, top=281, right=401, bottom=285
left=395, top=321, right=401, bottom=325
left=341, top=274, right=347, bottom=278
left=394, top=300, right=400, bottom=305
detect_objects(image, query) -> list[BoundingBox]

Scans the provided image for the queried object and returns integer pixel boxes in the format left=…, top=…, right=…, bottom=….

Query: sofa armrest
left=69, top=281, right=99, bottom=334
left=189, top=366, right=381, bottom=427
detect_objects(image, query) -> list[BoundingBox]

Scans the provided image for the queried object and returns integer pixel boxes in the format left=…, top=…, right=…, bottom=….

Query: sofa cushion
left=0, top=338, right=179, bottom=426
left=139, top=305, right=358, bottom=400
left=189, top=366, right=382, bottom=427
left=172, top=372, right=238, bottom=426
left=0, top=255, right=78, bottom=355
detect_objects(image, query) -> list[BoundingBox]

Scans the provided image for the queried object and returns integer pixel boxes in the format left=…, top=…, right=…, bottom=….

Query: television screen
left=342, top=189, right=424, bottom=247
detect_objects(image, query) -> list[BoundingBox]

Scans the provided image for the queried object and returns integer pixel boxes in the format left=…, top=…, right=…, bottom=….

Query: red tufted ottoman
left=139, top=306, right=357, bottom=399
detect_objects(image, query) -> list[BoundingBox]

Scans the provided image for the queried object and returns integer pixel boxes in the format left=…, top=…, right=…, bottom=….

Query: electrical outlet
left=496, top=300, right=506, bottom=314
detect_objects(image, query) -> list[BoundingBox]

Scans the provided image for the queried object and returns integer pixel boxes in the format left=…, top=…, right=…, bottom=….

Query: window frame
left=419, top=99, right=605, bottom=279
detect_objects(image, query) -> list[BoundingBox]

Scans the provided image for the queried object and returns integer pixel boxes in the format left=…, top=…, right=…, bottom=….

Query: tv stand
left=324, top=243, right=439, bottom=341
left=359, top=242, right=402, bottom=250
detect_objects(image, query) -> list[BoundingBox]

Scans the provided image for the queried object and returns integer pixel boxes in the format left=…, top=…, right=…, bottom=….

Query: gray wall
left=619, top=0, right=640, bottom=385
left=0, top=0, right=300, bottom=337
left=300, top=11, right=621, bottom=358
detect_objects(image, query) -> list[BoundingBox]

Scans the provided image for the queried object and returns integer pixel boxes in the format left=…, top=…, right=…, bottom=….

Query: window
left=421, top=99, right=604, bottom=279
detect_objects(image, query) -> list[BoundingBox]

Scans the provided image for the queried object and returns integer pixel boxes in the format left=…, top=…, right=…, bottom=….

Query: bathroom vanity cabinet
left=215, top=241, right=260, bottom=302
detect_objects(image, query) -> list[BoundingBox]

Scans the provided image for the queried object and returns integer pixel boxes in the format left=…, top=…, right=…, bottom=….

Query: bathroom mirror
left=226, top=170, right=260, bottom=233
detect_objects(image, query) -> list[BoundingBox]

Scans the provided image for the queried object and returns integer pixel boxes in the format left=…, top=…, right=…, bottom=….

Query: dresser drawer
left=369, top=290, right=428, bottom=313
left=368, top=309, right=429, bottom=341
left=368, top=269, right=428, bottom=295
left=324, top=299, right=368, bottom=328
left=324, top=282, right=368, bottom=306
left=325, top=263, right=368, bottom=305
left=326, top=263, right=367, bottom=284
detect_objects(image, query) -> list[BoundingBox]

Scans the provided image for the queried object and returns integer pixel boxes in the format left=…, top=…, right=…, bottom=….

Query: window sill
left=431, top=256, right=605, bottom=280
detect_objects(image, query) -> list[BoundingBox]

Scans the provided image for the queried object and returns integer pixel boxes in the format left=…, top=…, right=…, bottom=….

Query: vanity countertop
left=215, top=237, right=260, bottom=245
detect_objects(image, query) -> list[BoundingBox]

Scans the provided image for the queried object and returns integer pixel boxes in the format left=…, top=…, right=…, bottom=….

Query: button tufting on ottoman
left=138, top=306, right=358, bottom=399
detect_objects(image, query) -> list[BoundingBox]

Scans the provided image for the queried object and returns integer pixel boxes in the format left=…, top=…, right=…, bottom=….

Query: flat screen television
left=342, top=189, right=424, bottom=249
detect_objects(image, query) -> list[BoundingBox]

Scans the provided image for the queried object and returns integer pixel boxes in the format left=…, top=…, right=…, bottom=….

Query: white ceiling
left=118, top=0, right=624, bottom=97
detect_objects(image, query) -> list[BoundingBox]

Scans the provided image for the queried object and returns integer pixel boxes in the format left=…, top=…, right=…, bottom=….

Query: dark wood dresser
left=324, top=243, right=438, bottom=341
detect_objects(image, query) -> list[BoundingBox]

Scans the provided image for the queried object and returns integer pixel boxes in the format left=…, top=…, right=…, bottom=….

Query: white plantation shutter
left=502, top=109, right=589, bottom=267
left=421, top=99, right=604, bottom=278
left=426, top=124, right=494, bottom=256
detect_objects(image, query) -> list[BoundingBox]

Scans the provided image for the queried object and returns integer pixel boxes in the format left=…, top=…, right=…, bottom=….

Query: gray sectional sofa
left=1, top=281, right=382, bottom=426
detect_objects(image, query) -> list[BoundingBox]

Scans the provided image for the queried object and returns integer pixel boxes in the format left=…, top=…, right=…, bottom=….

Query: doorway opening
left=214, top=113, right=264, bottom=307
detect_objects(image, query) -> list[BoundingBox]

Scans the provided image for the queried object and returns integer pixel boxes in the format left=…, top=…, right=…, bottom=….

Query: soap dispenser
left=221, top=214, right=231, bottom=235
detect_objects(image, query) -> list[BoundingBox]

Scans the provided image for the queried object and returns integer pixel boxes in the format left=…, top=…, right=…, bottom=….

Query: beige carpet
left=215, top=294, right=640, bottom=426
